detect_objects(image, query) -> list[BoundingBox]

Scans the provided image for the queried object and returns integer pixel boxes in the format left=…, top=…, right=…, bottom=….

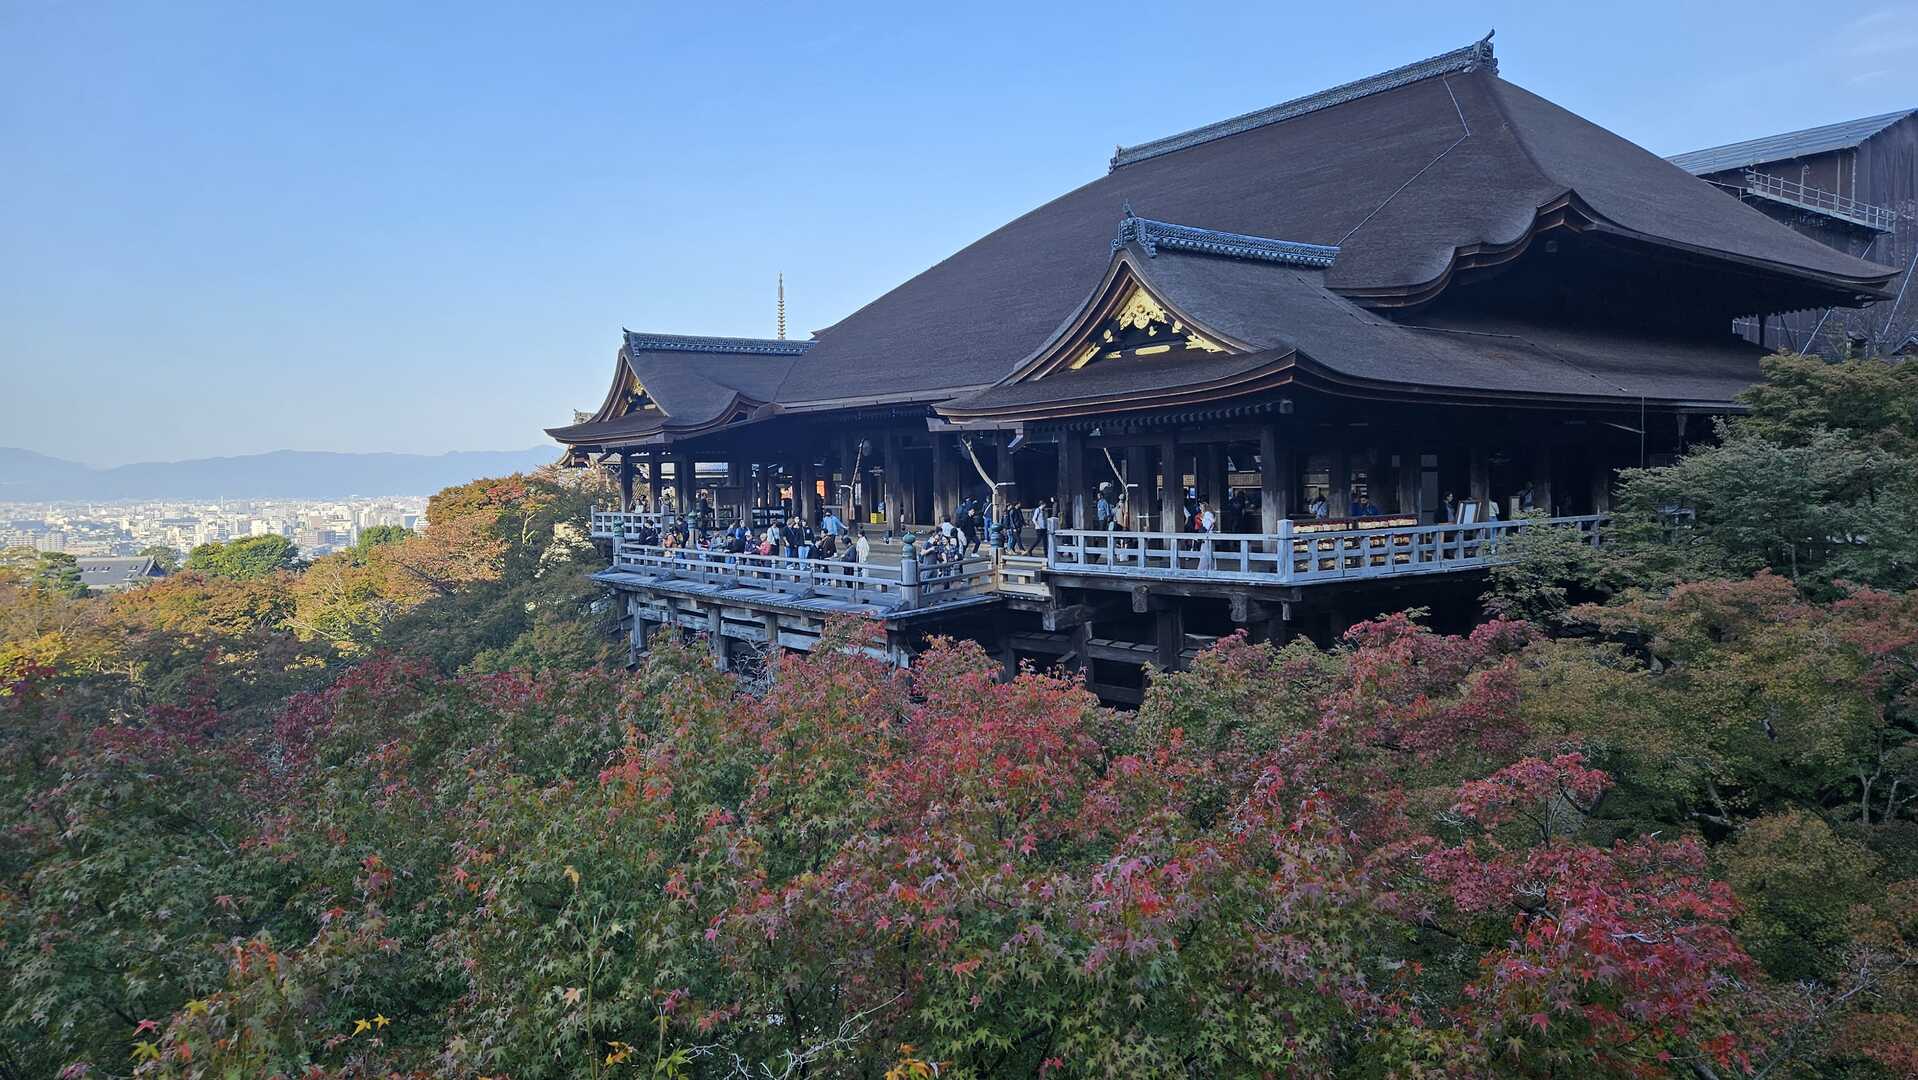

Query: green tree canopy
left=184, top=534, right=301, bottom=580
left=353, top=524, right=410, bottom=551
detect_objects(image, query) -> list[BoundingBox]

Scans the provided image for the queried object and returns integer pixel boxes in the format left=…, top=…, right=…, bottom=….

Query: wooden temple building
left=1670, top=107, right=1917, bottom=355
left=549, top=35, right=1899, bottom=702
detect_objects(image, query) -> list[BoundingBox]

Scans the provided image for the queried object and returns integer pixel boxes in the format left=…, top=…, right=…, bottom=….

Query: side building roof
left=1668, top=108, right=1918, bottom=176
left=544, top=333, right=810, bottom=449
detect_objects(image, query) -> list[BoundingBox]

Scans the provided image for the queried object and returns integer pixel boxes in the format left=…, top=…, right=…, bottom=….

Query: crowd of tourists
left=621, top=507, right=872, bottom=566
left=621, top=472, right=1542, bottom=563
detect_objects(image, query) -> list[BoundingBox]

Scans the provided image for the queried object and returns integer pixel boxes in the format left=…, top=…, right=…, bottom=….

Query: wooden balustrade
left=589, top=507, right=745, bottom=539
left=1048, top=515, right=1605, bottom=584
left=596, top=514, right=1606, bottom=599
left=609, top=539, right=993, bottom=610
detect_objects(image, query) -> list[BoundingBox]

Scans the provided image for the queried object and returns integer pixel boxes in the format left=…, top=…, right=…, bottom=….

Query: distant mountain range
left=0, top=446, right=561, bottom=501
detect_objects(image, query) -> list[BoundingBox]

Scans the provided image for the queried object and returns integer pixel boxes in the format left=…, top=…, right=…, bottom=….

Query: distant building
left=1670, top=108, right=1917, bottom=355
left=75, top=556, right=167, bottom=592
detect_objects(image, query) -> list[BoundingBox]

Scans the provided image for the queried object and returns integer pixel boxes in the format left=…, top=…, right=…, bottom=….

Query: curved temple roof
left=554, top=35, right=1900, bottom=447
left=544, top=333, right=811, bottom=448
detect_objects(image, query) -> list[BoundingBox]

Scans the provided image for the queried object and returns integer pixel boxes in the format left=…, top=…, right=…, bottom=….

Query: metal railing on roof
left=1743, top=171, right=1899, bottom=232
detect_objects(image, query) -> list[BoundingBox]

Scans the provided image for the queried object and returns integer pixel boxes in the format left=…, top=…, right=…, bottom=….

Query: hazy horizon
left=5, top=1, right=1913, bottom=463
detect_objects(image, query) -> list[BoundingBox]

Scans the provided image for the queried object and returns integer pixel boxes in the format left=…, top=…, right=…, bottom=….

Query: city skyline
left=4, top=1, right=1914, bottom=464
left=0, top=495, right=429, bottom=562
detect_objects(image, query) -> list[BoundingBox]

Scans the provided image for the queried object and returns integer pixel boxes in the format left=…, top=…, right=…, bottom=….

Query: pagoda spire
left=776, top=273, right=787, bottom=340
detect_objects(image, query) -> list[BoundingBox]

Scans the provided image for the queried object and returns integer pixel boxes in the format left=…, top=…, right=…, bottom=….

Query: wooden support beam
left=1532, top=444, right=1555, bottom=516
left=1197, top=443, right=1224, bottom=512
left=673, top=454, right=693, bottom=514
left=1131, top=584, right=1151, bottom=614
left=883, top=431, right=903, bottom=530
left=1159, top=436, right=1183, bottom=532
left=1059, top=428, right=1087, bottom=529
left=1043, top=602, right=1097, bottom=632
left=647, top=449, right=664, bottom=509
left=617, top=450, right=635, bottom=512
left=1125, top=445, right=1150, bottom=530
left=1328, top=448, right=1351, bottom=517
left=1155, top=605, right=1184, bottom=671
left=1006, top=631, right=1074, bottom=655
left=707, top=608, right=729, bottom=671
left=1259, top=425, right=1285, bottom=533
left=1086, top=638, right=1159, bottom=664
left=1086, top=681, right=1144, bottom=706
left=796, top=456, right=818, bottom=525
left=1229, top=592, right=1275, bottom=624
left=1396, top=447, right=1417, bottom=518
left=1468, top=446, right=1490, bottom=504
left=931, top=433, right=952, bottom=526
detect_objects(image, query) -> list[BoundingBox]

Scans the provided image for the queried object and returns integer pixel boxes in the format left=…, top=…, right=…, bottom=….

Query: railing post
left=899, top=542, right=922, bottom=610
left=1275, top=518, right=1294, bottom=584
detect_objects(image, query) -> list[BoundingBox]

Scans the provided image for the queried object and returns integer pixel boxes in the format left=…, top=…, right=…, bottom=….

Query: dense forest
left=4, top=354, right=1917, bottom=1079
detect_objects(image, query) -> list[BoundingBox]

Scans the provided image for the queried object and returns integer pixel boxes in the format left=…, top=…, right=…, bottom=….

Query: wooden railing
left=1048, top=515, right=1605, bottom=585
left=609, top=538, right=995, bottom=610
left=590, top=507, right=744, bottom=538
left=590, top=509, right=675, bottom=538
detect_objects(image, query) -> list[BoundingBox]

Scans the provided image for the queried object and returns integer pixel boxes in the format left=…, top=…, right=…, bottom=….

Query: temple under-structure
left=548, top=35, right=1899, bottom=703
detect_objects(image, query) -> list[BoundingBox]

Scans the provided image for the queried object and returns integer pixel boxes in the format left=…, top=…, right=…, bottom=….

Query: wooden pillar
left=1159, top=436, right=1183, bottom=532
left=1590, top=460, right=1614, bottom=513
left=931, top=434, right=952, bottom=524
left=1328, top=448, right=1351, bottom=517
left=1058, top=429, right=1087, bottom=529
left=627, top=596, right=648, bottom=664
left=617, top=450, right=635, bottom=512
left=1155, top=604, right=1184, bottom=672
left=1259, top=425, right=1284, bottom=533
left=839, top=433, right=857, bottom=520
left=1197, top=444, right=1224, bottom=513
left=1468, top=446, right=1490, bottom=504
left=1125, top=446, right=1151, bottom=530
left=883, top=431, right=903, bottom=529
left=797, top=455, right=818, bottom=525
left=646, top=449, right=664, bottom=510
left=707, top=608, right=729, bottom=672
left=1396, top=447, right=1417, bottom=518
left=673, top=454, right=692, bottom=514
left=995, top=441, right=1018, bottom=515
left=1532, top=444, right=1555, bottom=517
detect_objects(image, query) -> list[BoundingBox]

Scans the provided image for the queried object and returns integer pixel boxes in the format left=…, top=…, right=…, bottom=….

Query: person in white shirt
left=1024, top=503, right=1049, bottom=556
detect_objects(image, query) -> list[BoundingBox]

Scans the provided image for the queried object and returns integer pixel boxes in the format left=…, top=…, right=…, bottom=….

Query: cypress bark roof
left=552, top=36, right=1899, bottom=446
left=544, top=334, right=808, bottom=446
left=764, top=38, right=1887, bottom=409
left=938, top=244, right=1768, bottom=420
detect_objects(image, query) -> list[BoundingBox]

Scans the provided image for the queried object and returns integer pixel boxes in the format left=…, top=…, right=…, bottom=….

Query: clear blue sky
left=3, top=1, right=1913, bottom=465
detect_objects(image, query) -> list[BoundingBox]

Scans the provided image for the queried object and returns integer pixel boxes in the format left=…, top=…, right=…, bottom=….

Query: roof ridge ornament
left=1109, top=31, right=1497, bottom=172
left=623, top=330, right=813, bottom=356
left=1112, top=214, right=1339, bottom=268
